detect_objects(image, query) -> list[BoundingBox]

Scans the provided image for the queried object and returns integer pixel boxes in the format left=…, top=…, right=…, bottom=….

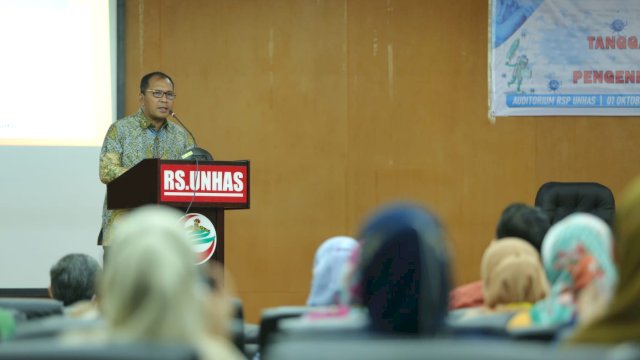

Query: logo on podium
left=180, top=213, right=217, bottom=265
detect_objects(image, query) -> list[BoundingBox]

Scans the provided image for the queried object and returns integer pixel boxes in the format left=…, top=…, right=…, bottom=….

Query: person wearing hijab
left=354, top=202, right=451, bottom=335
left=450, top=238, right=548, bottom=325
left=482, top=238, right=549, bottom=310
left=307, top=236, right=359, bottom=307
left=449, top=203, right=550, bottom=310
left=508, top=213, right=617, bottom=332
left=569, top=177, right=640, bottom=344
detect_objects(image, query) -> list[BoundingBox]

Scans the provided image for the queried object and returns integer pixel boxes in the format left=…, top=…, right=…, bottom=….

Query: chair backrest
left=231, top=298, right=244, bottom=322
left=258, top=306, right=310, bottom=353
left=11, top=316, right=104, bottom=341
left=0, top=298, right=63, bottom=320
left=0, top=340, right=198, bottom=360
left=229, top=319, right=245, bottom=355
left=227, top=298, right=245, bottom=353
left=265, top=337, right=622, bottom=360
left=278, top=311, right=368, bottom=336
left=534, top=182, right=615, bottom=227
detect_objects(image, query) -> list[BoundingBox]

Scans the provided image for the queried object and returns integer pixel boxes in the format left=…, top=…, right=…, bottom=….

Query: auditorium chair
left=534, top=182, right=615, bottom=227
left=228, top=298, right=244, bottom=353
left=11, top=316, right=103, bottom=341
left=258, top=306, right=310, bottom=354
left=227, top=297, right=261, bottom=358
left=0, top=298, right=63, bottom=320
left=0, top=339, right=198, bottom=360
left=264, top=337, right=637, bottom=360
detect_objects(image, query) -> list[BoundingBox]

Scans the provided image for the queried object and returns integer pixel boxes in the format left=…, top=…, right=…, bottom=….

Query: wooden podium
left=107, top=158, right=250, bottom=265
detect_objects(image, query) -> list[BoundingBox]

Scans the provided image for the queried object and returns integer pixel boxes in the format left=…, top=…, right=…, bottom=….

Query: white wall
left=0, top=146, right=105, bottom=287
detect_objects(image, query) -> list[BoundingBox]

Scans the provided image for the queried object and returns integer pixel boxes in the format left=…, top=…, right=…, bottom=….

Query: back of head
left=481, top=238, right=548, bottom=308
left=50, top=253, right=101, bottom=306
left=356, top=202, right=451, bottom=335
left=541, top=213, right=617, bottom=291
left=496, top=203, right=551, bottom=253
left=99, top=205, right=202, bottom=343
left=307, top=236, right=358, bottom=306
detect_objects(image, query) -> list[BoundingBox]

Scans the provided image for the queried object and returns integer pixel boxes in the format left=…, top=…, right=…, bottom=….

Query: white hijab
left=307, top=236, right=358, bottom=306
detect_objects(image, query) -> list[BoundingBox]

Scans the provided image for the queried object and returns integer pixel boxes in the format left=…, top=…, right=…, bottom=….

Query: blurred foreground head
left=100, top=205, right=202, bottom=343
left=355, top=202, right=451, bottom=335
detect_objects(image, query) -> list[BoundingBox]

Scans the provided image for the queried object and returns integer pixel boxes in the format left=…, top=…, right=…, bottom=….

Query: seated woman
left=454, top=237, right=549, bottom=321
left=304, top=236, right=359, bottom=319
left=568, top=178, right=640, bottom=344
left=507, top=213, right=618, bottom=337
left=96, top=205, right=244, bottom=360
left=449, top=203, right=550, bottom=310
left=352, top=202, right=451, bottom=335
left=307, top=236, right=358, bottom=307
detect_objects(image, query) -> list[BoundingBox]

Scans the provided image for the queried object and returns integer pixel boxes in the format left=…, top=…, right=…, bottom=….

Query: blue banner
left=490, top=0, right=640, bottom=116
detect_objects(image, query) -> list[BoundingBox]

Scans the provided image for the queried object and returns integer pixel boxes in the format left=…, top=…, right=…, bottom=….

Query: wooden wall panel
left=125, top=0, right=349, bottom=323
left=534, top=117, right=640, bottom=192
left=124, top=0, right=640, bottom=323
left=345, top=0, right=538, bottom=283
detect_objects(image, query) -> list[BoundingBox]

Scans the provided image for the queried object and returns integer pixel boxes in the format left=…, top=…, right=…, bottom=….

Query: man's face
left=140, top=76, right=174, bottom=122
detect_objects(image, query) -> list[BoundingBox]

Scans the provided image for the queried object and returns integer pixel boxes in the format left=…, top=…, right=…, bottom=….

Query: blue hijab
left=356, top=203, right=451, bottom=334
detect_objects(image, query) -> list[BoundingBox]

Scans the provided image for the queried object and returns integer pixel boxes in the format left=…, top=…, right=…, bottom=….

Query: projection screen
left=0, top=0, right=116, bottom=290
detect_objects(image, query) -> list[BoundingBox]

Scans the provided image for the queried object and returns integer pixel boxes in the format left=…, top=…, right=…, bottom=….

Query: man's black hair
left=140, top=71, right=174, bottom=94
left=495, top=203, right=551, bottom=253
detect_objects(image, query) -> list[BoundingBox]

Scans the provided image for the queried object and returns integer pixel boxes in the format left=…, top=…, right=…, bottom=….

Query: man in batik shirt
left=99, top=72, right=194, bottom=247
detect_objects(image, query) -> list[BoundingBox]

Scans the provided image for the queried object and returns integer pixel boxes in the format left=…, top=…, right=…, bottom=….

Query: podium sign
left=160, top=163, right=248, bottom=204
left=107, top=159, right=250, bottom=266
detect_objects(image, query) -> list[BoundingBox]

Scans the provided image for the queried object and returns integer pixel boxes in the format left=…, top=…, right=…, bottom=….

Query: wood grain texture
left=124, top=0, right=640, bottom=323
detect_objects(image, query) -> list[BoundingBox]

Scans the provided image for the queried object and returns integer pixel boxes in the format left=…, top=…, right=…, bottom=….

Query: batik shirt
left=99, top=108, right=194, bottom=245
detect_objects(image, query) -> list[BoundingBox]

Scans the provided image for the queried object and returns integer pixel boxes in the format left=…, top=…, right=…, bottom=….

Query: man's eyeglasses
left=146, top=90, right=176, bottom=100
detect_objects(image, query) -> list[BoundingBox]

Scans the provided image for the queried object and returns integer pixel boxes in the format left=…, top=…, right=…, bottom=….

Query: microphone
left=170, top=110, right=197, bottom=147
left=170, top=110, right=214, bottom=161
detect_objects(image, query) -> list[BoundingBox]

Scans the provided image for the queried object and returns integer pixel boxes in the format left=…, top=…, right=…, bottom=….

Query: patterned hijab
left=354, top=203, right=451, bottom=334
left=481, top=238, right=549, bottom=308
left=526, top=213, right=617, bottom=327
left=570, top=178, right=640, bottom=344
left=307, top=236, right=359, bottom=306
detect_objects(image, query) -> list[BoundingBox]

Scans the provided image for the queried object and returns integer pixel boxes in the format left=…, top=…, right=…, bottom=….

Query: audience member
left=49, top=253, right=101, bottom=318
left=449, top=203, right=550, bottom=310
left=508, top=213, right=617, bottom=333
left=496, top=203, right=551, bottom=253
left=569, top=178, right=640, bottom=344
left=482, top=238, right=548, bottom=311
left=354, top=202, right=451, bottom=334
left=307, top=236, right=358, bottom=307
left=97, top=205, right=244, bottom=360
left=447, top=238, right=548, bottom=332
